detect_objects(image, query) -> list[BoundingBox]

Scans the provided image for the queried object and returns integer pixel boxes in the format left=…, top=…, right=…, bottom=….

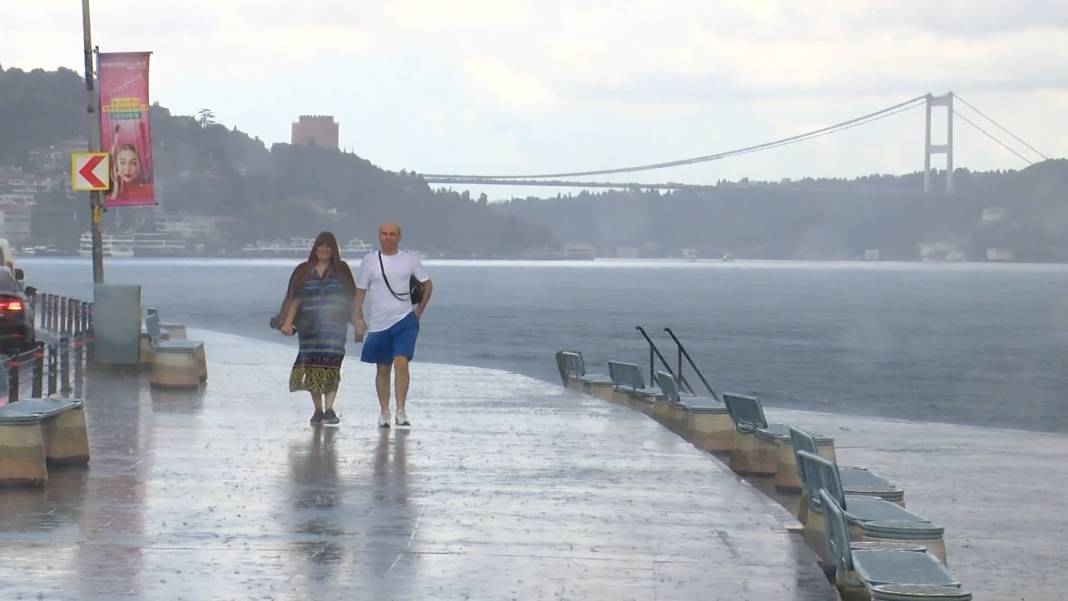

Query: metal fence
left=3, top=294, right=93, bottom=403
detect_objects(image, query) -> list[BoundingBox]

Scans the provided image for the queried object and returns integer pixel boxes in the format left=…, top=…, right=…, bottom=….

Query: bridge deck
left=0, top=330, right=837, bottom=600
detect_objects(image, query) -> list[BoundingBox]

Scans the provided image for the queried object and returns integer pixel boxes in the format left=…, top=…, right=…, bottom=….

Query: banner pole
left=82, top=0, right=104, bottom=284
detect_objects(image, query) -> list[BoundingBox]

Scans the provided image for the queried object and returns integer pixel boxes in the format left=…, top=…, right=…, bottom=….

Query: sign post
left=81, top=0, right=104, bottom=284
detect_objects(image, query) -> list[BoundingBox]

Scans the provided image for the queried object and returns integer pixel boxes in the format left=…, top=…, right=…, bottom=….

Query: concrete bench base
left=588, top=382, right=616, bottom=402
left=0, top=399, right=91, bottom=486
left=687, top=413, right=734, bottom=452
left=730, top=432, right=779, bottom=474
left=139, top=336, right=155, bottom=366
left=41, top=406, right=91, bottom=465
left=150, top=345, right=207, bottom=389
left=0, top=424, right=48, bottom=486
left=161, top=324, right=187, bottom=339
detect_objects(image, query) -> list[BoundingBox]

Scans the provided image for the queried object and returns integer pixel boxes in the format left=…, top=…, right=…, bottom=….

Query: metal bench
left=0, top=398, right=90, bottom=486
left=799, top=450, right=948, bottom=565
left=655, top=371, right=732, bottom=451
left=721, top=392, right=834, bottom=476
left=791, top=426, right=904, bottom=513
left=145, top=310, right=206, bottom=388
left=557, top=351, right=612, bottom=398
left=606, top=360, right=661, bottom=413
left=821, top=490, right=970, bottom=600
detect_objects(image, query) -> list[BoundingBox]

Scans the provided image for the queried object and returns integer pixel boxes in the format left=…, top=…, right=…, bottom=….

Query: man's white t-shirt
left=356, top=251, right=430, bottom=332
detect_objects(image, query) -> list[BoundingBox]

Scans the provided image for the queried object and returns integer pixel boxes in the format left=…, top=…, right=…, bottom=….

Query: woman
left=278, top=232, right=357, bottom=426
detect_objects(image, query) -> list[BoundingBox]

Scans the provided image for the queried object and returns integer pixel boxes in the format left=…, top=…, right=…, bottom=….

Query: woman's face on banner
left=116, top=148, right=140, bottom=183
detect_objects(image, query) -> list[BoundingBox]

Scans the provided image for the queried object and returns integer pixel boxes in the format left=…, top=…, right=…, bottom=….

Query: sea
left=19, top=257, right=1068, bottom=434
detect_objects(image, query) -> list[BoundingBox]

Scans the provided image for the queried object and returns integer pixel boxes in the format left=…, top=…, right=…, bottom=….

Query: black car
left=0, top=268, right=37, bottom=354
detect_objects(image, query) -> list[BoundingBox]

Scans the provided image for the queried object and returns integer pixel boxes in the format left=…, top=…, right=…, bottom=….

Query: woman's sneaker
left=322, top=409, right=340, bottom=426
left=378, top=410, right=391, bottom=428
left=309, top=409, right=324, bottom=425
left=395, top=410, right=410, bottom=427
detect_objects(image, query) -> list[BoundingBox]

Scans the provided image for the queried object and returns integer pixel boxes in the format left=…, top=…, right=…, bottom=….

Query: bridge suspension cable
left=952, top=109, right=1034, bottom=165
left=421, top=95, right=927, bottom=181
left=954, top=94, right=1048, bottom=161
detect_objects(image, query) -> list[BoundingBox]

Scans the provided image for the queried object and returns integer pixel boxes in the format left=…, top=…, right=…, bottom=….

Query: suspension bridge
left=418, top=92, right=1049, bottom=193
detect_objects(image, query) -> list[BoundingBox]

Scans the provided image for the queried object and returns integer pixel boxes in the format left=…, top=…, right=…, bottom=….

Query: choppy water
left=22, top=257, right=1068, bottom=433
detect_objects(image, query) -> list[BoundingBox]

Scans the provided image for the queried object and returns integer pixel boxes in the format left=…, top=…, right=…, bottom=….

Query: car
left=0, top=267, right=37, bottom=354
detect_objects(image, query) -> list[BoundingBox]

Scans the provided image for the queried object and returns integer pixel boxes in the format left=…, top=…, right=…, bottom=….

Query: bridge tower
left=924, top=92, right=955, bottom=194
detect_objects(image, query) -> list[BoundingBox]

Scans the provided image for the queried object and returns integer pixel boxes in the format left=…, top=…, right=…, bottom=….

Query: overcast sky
left=4, top=1, right=1067, bottom=196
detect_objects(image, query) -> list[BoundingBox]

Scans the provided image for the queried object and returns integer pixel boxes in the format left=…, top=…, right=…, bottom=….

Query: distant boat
left=722, top=254, right=736, bottom=262
left=240, top=237, right=374, bottom=258
left=562, top=244, right=596, bottom=259
left=79, top=231, right=134, bottom=257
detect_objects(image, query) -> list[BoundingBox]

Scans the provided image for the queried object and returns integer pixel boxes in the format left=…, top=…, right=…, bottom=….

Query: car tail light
left=0, top=300, right=22, bottom=311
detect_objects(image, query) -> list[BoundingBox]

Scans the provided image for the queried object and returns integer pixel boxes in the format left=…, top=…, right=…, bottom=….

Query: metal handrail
left=635, top=325, right=694, bottom=394
left=664, top=327, right=719, bottom=401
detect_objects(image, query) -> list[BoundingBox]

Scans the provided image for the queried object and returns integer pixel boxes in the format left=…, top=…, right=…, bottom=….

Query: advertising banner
left=98, top=52, right=155, bottom=207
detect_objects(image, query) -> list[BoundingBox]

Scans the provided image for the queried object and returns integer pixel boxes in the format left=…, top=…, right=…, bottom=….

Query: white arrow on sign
left=72, top=152, right=110, bottom=192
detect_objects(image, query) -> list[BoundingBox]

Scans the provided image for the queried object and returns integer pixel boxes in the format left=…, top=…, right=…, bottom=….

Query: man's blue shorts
left=361, top=312, right=419, bottom=364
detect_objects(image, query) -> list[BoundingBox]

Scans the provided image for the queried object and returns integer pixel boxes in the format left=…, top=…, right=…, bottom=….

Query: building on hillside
left=0, top=166, right=37, bottom=194
left=291, top=115, right=339, bottom=149
left=0, top=193, right=36, bottom=248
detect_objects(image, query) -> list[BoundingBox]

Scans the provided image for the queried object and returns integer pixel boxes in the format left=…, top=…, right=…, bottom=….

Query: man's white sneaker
left=395, top=410, right=410, bottom=427
left=378, top=410, right=391, bottom=428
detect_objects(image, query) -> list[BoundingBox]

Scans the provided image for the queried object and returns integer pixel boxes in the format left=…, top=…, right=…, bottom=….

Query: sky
left=3, top=1, right=1067, bottom=198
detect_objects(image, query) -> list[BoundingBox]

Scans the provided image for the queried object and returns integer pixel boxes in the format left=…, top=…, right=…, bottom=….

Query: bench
left=791, top=426, right=904, bottom=514
left=606, top=360, right=661, bottom=413
left=0, top=398, right=90, bottom=486
left=722, top=392, right=835, bottom=478
left=655, top=371, right=732, bottom=451
left=145, top=310, right=206, bottom=388
left=557, top=351, right=613, bottom=398
left=821, top=489, right=970, bottom=600
left=140, top=308, right=189, bottom=366
left=799, top=450, right=948, bottom=566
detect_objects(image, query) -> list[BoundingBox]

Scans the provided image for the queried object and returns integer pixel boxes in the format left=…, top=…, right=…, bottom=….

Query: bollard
left=32, top=342, right=45, bottom=398
left=47, top=343, right=58, bottom=396
left=68, top=299, right=77, bottom=336
left=74, top=337, right=85, bottom=397
left=7, top=356, right=19, bottom=403
left=60, top=336, right=71, bottom=394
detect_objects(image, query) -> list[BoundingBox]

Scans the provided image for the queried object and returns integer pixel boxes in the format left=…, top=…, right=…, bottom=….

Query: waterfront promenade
left=0, top=330, right=838, bottom=600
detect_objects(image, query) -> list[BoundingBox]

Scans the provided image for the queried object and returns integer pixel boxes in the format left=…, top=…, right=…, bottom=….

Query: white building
left=0, top=193, right=36, bottom=248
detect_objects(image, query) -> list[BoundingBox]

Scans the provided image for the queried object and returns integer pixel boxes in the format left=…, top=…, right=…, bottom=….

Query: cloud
left=1, top=0, right=1065, bottom=181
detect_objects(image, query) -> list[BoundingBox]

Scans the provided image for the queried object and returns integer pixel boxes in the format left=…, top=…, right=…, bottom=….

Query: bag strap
left=378, top=251, right=409, bottom=302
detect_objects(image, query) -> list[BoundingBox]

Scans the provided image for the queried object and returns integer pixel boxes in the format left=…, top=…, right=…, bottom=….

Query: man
left=354, top=223, right=433, bottom=428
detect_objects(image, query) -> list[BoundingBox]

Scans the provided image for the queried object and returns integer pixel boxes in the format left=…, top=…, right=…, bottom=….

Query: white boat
left=342, top=239, right=373, bottom=257
left=241, top=237, right=375, bottom=258
left=79, top=231, right=134, bottom=257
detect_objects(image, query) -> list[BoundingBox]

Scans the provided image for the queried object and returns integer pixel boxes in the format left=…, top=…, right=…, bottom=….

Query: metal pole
left=923, top=93, right=932, bottom=194
left=82, top=0, right=104, bottom=283
left=61, top=336, right=72, bottom=394
left=32, top=342, right=44, bottom=398
left=48, top=344, right=58, bottom=396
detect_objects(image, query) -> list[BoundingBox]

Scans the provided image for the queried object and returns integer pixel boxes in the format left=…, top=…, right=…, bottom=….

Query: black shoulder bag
left=378, top=251, right=424, bottom=305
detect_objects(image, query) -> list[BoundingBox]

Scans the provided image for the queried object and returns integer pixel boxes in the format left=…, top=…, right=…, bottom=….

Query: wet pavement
left=0, top=330, right=838, bottom=601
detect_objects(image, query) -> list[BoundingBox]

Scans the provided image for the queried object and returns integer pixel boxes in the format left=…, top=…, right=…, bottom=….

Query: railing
left=635, top=325, right=719, bottom=400
left=663, top=327, right=719, bottom=401
left=635, top=325, right=693, bottom=394
left=3, top=293, right=93, bottom=403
